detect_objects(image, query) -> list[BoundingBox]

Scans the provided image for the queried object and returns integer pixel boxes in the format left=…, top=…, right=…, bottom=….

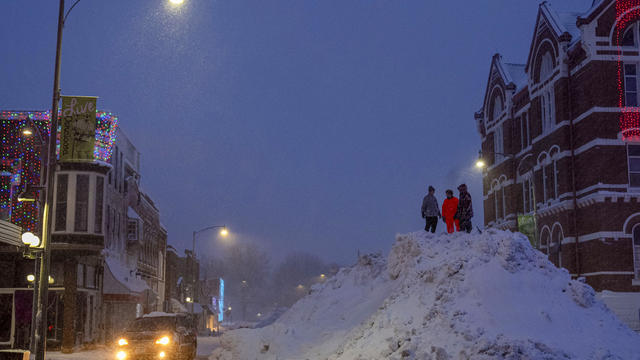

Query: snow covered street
left=43, top=336, right=221, bottom=360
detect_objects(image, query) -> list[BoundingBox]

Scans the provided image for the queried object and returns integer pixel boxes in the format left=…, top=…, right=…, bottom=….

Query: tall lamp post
left=33, top=1, right=185, bottom=358
left=191, top=225, right=228, bottom=314
left=475, top=150, right=539, bottom=247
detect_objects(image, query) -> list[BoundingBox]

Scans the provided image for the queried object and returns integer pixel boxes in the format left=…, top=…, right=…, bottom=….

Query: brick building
left=475, top=0, right=640, bottom=330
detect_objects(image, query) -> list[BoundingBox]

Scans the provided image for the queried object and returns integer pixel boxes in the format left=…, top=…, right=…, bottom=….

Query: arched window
left=492, top=95, right=503, bottom=121
left=540, top=52, right=554, bottom=82
left=633, top=225, right=640, bottom=279
left=540, top=228, right=551, bottom=255
left=552, top=224, right=564, bottom=267
left=622, top=23, right=638, bottom=47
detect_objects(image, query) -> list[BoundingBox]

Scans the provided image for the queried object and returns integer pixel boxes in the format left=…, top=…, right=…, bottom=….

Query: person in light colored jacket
left=421, top=186, right=441, bottom=233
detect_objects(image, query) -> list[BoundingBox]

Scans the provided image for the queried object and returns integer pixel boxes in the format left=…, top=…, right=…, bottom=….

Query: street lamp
left=191, top=225, right=228, bottom=313
left=169, top=0, right=185, bottom=4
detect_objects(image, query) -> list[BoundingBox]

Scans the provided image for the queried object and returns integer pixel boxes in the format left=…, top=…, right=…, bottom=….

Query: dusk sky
left=0, top=0, right=593, bottom=265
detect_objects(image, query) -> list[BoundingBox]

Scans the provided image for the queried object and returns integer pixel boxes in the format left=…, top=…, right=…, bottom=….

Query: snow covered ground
left=211, top=229, right=640, bottom=360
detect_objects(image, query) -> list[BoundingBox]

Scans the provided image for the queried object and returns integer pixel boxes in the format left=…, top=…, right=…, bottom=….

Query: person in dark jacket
left=421, top=186, right=441, bottom=233
left=454, top=183, right=473, bottom=233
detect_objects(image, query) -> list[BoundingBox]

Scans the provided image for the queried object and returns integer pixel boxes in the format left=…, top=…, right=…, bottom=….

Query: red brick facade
left=476, top=0, right=640, bottom=293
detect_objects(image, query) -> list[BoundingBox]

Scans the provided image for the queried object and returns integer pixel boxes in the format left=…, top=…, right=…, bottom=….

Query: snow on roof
left=127, top=206, right=140, bottom=220
left=503, top=63, right=527, bottom=89
left=143, top=311, right=178, bottom=318
left=212, top=230, right=640, bottom=359
left=170, top=298, right=188, bottom=313
left=104, top=256, right=149, bottom=294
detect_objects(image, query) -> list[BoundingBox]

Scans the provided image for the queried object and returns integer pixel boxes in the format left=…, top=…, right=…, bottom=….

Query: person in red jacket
left=441, top=189, right=460, bottom=233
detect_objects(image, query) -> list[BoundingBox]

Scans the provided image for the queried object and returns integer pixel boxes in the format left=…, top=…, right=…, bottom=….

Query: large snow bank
left=211, top=230, right=640, bottom=360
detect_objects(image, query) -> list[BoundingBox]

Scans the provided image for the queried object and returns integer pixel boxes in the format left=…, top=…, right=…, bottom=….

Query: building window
left=55, top=174, right=68, bottom=231
left=95, top=177, right=104, bottom=234
left=492, top=95, right=503, bottom=122
left=522, top=177, right=534, bottom=213
left=541, top=89, right=555, bottom=134
left=553, top=159, right=558, bottom=199
left=128, top=219, right=139, bottom=241
left=74, top=174, right=89, bottom=232
left=520, top=113, right=530, bottom=150
left=494, top=125, right=504, bottom=163
left=628, top=145, right=640, bottom=187
left=624, top=64, right=638, bottom=107
left=540, top=52, right=554, bottom=81
left=623, top=23, right=638, bottom=47
left=633, top=225, right=640, bottom=279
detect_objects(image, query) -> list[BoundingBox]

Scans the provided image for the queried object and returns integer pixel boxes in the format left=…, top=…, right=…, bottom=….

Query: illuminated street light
left=220, top=228, right=229, bottom=237
left=169, top=0, right=184, bottom=5
left=475, top=159, right=486, bottom=169
left=22, top=128, right=34, bottom=136
left=27, top=274, right=36, bottom=282
left=185, top=297, right=193, bottom=303
left=22, top=232, right=41, bottom=247
left=320, top=274, right=326, bottom=278
left=48, top=276, right=54, bottom=284
left=228, top=307, right=232, bottom=311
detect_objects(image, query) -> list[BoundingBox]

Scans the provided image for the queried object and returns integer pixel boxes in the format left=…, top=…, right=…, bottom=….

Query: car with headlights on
left=115, top=312, right=197, bottom=360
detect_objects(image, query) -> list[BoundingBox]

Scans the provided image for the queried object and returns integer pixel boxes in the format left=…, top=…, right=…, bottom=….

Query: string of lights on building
left=616, top=0, right=640, bottom=140
left=0, top=110, right=118, bottom=231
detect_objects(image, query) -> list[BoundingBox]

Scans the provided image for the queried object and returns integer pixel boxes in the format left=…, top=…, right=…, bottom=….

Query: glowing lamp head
left=475, top=159, right=486, bottom=169
left=27, top=274, right=35, bottom=282
left=22, top=232, right=41, bottom=247
left=118, top=338, right=128, bottom=346
left=48, top=276, right=54, bottom=284
left=116, top=351, right=127, bottom=360
left=169, top=0, right=184, bottom=5
left=155, top=336, right=171, bottom=345
left=185, top=297, right=192, bottom=303
left=320, top=274, right=326, bottom=278
left=22, top=128, right=33, bottom=136
left=220, top=228, right=229, bottom=237
left=159, top=351, right=166, bottom=358
left=228, top=306, right=232, bottom=311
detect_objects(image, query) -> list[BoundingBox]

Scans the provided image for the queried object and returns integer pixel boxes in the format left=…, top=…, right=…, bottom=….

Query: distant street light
left=27, top=274, right=36, bottom=282
left=185, top=297, right=193, bottom=303
left=191, top=225, right=228, bottom=313
left=169, top=0, right=184, bottom=5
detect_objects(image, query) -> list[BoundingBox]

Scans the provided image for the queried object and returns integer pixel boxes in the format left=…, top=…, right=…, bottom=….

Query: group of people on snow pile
left=420, top=184, right=473, bottom=234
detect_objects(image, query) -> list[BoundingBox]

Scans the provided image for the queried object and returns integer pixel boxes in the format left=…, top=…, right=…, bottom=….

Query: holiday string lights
left=616, top=0, right=640, bottom=140
left=0, top=110, right=118, bottom=231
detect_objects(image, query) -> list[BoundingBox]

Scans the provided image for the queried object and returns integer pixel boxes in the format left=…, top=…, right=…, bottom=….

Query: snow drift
left=211, top=230, right=640, bottom=360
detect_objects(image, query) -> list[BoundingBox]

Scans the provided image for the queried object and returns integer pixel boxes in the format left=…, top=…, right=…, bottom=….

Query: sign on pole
left=60, top=96, right=97, bottom=162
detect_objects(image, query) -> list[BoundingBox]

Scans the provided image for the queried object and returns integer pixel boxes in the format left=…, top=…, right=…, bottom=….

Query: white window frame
left=553, top=159, right=558, bottom=199
left=520, top=113, right=530, bottom=150
left=624, top=63, right=639, bottom=107
left=542, top=166, right=548, bottom=203
left=632, top=224, right=640, bottom=279
left=541, top=88, right=555, bottom=134
left=628, top=144, right=640, bottom=188
left=501, top=186, right=506, bottom=219
left=622, top=23, right=638, bottom=48
left=494, top=125, right=504, bottom=163
left=494, top=187, right=499, bottom=221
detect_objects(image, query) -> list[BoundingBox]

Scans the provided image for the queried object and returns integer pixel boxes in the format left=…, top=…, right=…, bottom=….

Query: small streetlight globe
left=21, top=232, right=40, bottom=247
left=475, top=159, right=486, bottom=169
left=220, top=228, right=229, bottom=237
left=27, top=274, right=35, bottom=282
left=169, top=0, right=184, bottom=5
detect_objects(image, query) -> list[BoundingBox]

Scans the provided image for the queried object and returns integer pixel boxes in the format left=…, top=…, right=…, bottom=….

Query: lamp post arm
left=63, top=0, right=81, bottom=25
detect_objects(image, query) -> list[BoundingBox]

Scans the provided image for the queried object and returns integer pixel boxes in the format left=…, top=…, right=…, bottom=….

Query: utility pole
left=33, top=1, right=64, bottom=358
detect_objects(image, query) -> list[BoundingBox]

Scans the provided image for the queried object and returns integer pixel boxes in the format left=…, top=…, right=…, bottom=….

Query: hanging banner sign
left=60, top=95, right=97, bottom=162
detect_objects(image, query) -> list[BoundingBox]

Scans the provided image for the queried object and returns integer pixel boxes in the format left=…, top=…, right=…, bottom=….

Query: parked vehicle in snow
left=114, top=312, right=197, bottom=360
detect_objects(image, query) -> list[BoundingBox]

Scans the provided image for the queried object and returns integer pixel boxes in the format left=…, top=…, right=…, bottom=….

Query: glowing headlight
left=159, top=351, right=166, bottom=358
left=116, top=350, right=127, bottom=360
left=155, top=336, right=171, bottom=345
left=118, top=338, right=128, bottom=346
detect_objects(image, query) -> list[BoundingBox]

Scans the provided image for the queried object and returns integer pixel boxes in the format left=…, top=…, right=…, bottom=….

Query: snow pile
left=211, top=230, right=640, bottom=360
